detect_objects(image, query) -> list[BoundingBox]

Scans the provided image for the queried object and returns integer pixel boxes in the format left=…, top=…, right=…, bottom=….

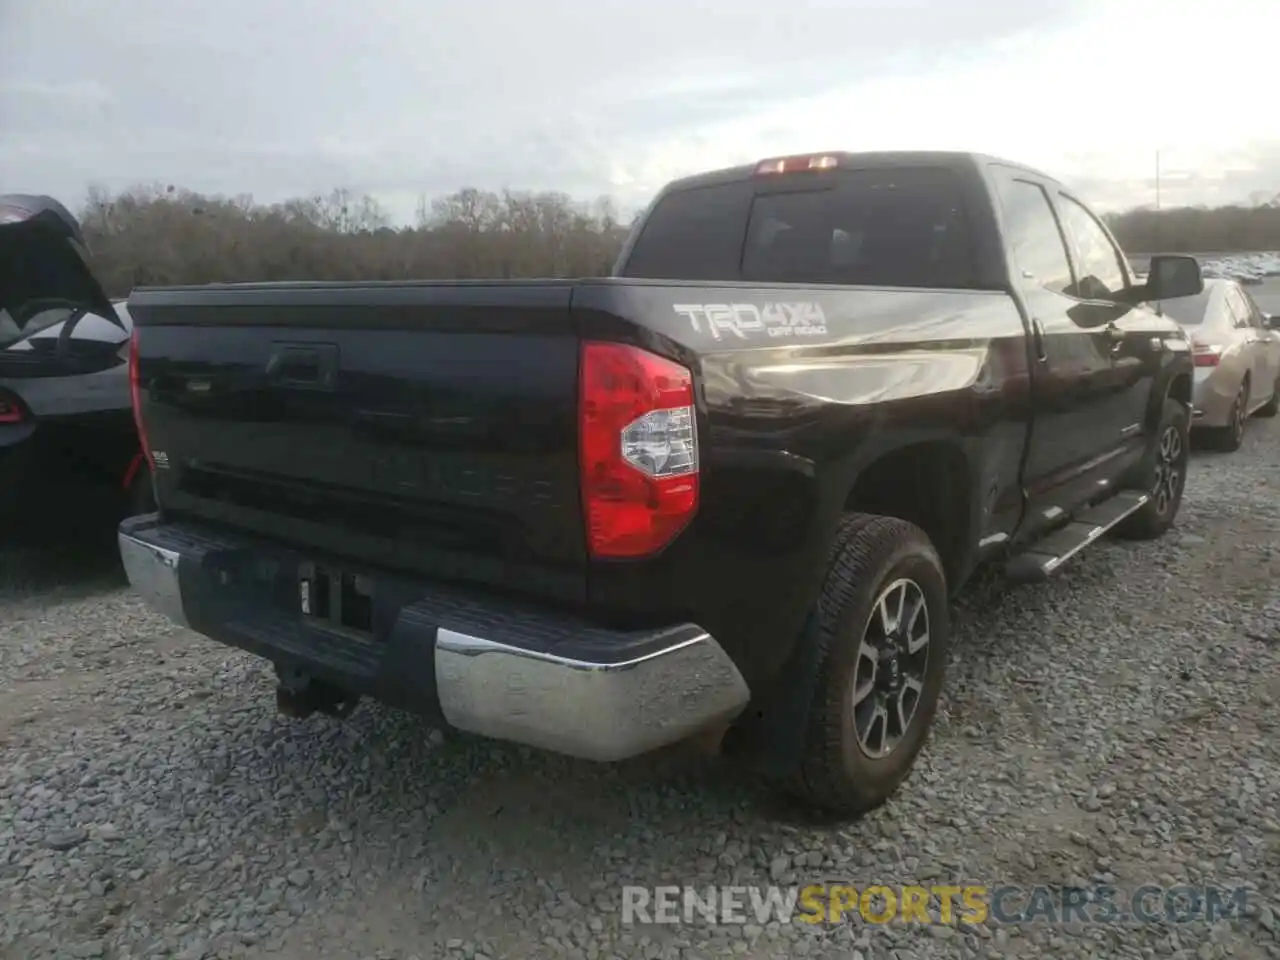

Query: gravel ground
left=2, top=420, right=1279, bottom=960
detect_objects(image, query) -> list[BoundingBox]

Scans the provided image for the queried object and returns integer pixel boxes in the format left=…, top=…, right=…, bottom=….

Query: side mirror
left=1146, top=254, right=1204, bottom=301
left=1267, top=314, right=1280, bottom=331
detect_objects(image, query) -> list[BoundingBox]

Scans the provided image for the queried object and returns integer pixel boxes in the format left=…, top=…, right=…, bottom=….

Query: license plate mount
left=297, top=561, right=374, bottom=636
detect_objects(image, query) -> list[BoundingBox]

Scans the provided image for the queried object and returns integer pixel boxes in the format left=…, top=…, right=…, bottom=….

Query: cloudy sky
left=1, top=0, right=1273, bottom=224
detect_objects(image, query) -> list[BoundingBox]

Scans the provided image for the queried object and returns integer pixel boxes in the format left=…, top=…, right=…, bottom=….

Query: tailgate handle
left=266, top=343, right=339, bottom=390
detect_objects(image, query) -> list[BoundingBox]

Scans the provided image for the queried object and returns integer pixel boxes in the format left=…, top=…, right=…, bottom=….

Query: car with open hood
left=0, top=194, right=154, bottom=529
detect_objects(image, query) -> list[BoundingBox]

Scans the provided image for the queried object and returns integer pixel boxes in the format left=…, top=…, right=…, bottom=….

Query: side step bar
left=1005, top=490, right=1149, bottom=583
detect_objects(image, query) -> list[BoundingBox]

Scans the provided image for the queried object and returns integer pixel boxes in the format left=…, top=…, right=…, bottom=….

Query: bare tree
left=1106, top=202, right=1280, bottom=253
left=78, top=184, right=631, bottom=296
left=77, top=181, right=1278, bottom=299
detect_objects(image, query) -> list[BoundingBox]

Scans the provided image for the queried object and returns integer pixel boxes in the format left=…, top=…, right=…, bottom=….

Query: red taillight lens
left=1191, top=341, right=1222, bottom=367
left=128, top=329, right=154, bottom=471
left=0, top=390, right=26, bottom=424
left=579, top=341, right=699, bottom=559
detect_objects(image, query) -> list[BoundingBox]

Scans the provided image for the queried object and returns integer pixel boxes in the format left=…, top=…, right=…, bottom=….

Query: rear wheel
left=1208, top=378, right=1249, bottom=451
left=1115, top=396, right=1189, bottom=541
left=775, top=514, right=949, bottom=817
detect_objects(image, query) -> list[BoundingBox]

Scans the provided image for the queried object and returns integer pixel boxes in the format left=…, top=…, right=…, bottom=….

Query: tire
left=1256, top=378, right=1279, bottom=418
left=1207, top=378, right=1249, bottom=452
left=776, top=513, right=950, bottom=817
left=1114, top=396, right=1190, bottom=541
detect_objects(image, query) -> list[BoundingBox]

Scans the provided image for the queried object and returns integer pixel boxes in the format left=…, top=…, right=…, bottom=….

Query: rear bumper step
left=118, top=515, right=750, bottom=761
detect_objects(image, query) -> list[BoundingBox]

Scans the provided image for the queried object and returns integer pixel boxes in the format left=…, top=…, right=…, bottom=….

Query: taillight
left=129, top=329, right=154, bottom=471
left=1191, top=341, right=1222, bottom=367
left=0, top=390, right=26, bottom=424
left=579, top=341, right=699, bottom=559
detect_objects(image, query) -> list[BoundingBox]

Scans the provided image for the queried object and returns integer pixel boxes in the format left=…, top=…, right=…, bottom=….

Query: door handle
left=1105, top=324, right=1125, bottom=354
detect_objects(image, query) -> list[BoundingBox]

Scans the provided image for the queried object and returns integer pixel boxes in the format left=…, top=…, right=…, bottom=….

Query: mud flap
left=729, top=609, right=825, bottom=777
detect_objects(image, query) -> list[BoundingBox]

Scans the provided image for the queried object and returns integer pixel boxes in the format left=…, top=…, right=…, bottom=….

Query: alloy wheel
left=1152, top=423, right=1184, bottom=516
left=852, top=578, right=930, bottom=759
left=1232, top=384, right=1248, bottom=444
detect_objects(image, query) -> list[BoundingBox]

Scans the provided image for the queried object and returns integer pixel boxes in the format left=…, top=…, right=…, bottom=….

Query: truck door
left=1053, top=192, right=1164, bottom=474
left=990, top=170, right=1128, bottom=541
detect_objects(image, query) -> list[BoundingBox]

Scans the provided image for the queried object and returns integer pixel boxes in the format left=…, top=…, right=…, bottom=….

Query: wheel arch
left=840, top=438, right=974, bottom=591
left=732, top=437, right=973, bottom=777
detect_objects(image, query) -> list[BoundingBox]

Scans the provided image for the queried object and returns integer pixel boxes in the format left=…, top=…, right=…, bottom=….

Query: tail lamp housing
left=0, top=390, right=27, bottom=424
left=1191, top=340, right=1222, bottom=367
left=128, top=329, right=154, bottom=471
left=578, top=341, right=699, bottom=559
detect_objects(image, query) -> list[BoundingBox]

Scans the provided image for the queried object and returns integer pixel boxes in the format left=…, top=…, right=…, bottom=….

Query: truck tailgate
left=128, top=282, right=587, bottom=604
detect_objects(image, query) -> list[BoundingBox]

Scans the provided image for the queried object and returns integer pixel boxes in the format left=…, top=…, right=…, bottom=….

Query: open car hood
left=0, top=194, right=121, bottom=336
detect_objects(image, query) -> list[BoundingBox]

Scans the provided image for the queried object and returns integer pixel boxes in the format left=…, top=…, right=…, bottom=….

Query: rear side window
left=992, top=176, right=1074, bottom=295
left=1241, top=289, right=1268, bottom=328
left=620, top=167, right=978, bottom=289
left=1223, top=285, right=1252, bottom=328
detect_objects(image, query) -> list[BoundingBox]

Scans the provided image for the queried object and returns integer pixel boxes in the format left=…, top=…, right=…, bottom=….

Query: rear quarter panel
left=571, top=280, right=1029, bottom=688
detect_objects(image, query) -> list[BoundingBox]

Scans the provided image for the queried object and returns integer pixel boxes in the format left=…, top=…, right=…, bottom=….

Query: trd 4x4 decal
left=672, top=302, right=829, bottom=341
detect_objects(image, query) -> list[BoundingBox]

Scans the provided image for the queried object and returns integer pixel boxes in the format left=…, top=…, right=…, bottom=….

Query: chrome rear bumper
left=118, top=517, right=750, bottom=762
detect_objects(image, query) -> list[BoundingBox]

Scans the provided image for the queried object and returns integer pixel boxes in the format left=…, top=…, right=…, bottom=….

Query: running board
left=1005, top=491, right=1149, bottom=583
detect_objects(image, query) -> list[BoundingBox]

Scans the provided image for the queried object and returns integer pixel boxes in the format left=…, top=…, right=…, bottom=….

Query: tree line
left=80, top=185, right=632, bottom=298
left=1100, top=203, right=1280, bottom=256
left=78, top=183, right=1280, bottom=297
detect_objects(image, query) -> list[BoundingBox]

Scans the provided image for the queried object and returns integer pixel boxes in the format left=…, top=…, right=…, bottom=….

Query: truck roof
left=660, top=150, right=1061, bottom=195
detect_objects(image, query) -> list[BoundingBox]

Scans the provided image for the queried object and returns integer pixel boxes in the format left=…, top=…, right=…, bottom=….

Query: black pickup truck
left=119, top=151, right=1202, bottom=817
